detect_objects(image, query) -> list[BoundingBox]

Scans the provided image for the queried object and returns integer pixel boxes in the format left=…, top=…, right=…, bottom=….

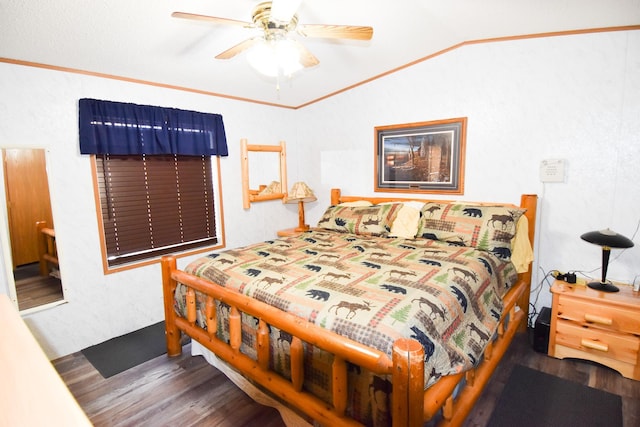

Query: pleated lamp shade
left=285, top=182, right=317, bottom=231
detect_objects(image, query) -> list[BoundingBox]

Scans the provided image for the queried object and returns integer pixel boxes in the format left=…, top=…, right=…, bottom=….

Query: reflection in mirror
left=241, top=139, right=288, bottom=209
left=2, top=148, right=64, bottom=310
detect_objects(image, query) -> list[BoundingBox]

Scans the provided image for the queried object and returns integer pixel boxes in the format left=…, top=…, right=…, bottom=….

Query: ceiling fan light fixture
left=246, top=38, right=303, bottom=77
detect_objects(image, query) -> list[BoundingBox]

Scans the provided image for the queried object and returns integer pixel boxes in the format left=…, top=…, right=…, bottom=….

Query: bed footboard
left=162, top=256, right=425, bottom=427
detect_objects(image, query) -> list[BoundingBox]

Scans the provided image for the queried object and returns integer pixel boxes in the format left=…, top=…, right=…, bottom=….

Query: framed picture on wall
left=374, top=117, right=467, bottom=194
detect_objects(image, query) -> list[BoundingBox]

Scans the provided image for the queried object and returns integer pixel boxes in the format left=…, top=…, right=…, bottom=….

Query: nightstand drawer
left=555, top=320, right=640, bottom=365
left=557, top=295, right=640, bottom=335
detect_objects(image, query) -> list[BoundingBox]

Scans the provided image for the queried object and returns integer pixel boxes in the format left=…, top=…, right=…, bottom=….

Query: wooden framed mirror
left=240, top=139, right=288, bottom=209
left=2, top=148, right=64, bottom=311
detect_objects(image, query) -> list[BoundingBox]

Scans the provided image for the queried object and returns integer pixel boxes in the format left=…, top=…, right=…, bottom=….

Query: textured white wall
left=0, top=64, right=299, bottom=358
left=0, top=28, right=638, bottom=358
left=299, top=29, right=640, bottom=319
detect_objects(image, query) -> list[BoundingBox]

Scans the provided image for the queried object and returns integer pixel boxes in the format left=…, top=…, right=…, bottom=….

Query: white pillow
left=388, top=201, right=425, bottom=239
left=338, top=201, right=373, bottom=207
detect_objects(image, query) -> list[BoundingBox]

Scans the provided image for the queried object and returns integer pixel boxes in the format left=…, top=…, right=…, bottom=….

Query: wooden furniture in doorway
left=2, top=148, right=54, bottom=268
left=37, top=220, right=59, bottom=277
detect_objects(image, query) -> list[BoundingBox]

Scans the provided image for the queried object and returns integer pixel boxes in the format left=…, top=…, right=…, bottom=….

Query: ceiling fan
left=172, top=0, right=373, bottom=75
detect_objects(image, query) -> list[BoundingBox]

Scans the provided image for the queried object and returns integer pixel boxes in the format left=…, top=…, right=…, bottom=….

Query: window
left=79, top=98, right=228, bottom=272
left=93, top=154, right=224, bottom=270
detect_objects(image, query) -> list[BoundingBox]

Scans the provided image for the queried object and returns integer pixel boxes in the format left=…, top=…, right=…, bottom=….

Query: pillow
left=338, top=200, right=373, bottom=207
left=388, top=202, right=425, bottom=239
left=510, top=215, right=534, bottom=273
left=416, top=202, right=525, bottom=260
left=317, top=203, right=402, bottom=237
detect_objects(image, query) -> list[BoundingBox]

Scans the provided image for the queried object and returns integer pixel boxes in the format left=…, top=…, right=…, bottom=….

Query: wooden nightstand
left=549, top=280, right=640, bottom=380
left=277, top=228, right=303, bottom=238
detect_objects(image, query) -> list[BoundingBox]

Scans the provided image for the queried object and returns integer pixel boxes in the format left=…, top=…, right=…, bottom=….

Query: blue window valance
left=79, top=98, right=228, bottom=156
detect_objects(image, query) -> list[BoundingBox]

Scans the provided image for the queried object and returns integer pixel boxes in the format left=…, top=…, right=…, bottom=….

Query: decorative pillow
left=416, top=202, right=525, bottom=260
left=510, top=215, right=534, bottom=273
left=317, top=203, right=402, bottom=237
left=388, top=202, right=425, bottom=239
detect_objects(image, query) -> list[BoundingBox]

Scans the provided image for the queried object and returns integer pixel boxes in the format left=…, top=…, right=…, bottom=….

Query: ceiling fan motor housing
left=253, top=1, right=298, bottom=39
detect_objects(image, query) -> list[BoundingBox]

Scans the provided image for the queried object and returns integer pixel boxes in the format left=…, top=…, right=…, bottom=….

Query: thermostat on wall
left=539, top=159, right=565, bottom=183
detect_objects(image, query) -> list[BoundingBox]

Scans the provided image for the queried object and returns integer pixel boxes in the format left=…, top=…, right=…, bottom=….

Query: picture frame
left=374, top=117, right=467, bottom=194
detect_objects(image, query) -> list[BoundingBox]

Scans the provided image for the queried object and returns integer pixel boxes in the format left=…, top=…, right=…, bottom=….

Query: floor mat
left=487, top=364, right=622, bottom=427
left=81, top=321, right=166, bottom=378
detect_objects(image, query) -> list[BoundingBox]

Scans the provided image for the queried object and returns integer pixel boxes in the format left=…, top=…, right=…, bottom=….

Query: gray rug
left=81, top=321, right=167, bottom=378
left=488, top=364, right=622, bottom=427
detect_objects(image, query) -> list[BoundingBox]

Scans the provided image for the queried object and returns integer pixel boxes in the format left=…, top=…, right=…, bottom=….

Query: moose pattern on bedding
left=174, top=229, right=518, bottom=424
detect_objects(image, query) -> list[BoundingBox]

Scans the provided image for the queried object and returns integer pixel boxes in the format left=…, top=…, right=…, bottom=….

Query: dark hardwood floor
left=54, top=342, right=287, bottom=427
left=14, top=262, right=64, bottom=310
left=53, top=331, right=640, bottom=426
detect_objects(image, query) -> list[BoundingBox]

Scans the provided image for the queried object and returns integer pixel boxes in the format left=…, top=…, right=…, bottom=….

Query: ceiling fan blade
left=171, top=11, right=251, bottom=28
left=215, top=38, right=260, bottom=60
left=297, top=24, right=373, bottom=41
left=291, top=40, right=319, bottom=68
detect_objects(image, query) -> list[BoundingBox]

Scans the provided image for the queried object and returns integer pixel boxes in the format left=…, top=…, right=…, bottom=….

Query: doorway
left=3, top=148, right=64, bottom=310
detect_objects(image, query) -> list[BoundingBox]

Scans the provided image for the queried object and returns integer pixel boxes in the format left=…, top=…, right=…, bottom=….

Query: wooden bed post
left=391, top=338, right=424, bottom=427
left=330, top=188, right=341, bottom=205
left=162, top=256, right=182, bottom=357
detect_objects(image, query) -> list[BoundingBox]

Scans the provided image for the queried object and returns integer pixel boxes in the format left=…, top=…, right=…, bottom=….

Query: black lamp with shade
left=285, top=182, right=317, bottom=232
left=580, top=228, right=634, bottom=293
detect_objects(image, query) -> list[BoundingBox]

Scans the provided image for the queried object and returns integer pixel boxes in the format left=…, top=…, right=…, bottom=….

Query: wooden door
left=3, top=149, right=54, bottom=268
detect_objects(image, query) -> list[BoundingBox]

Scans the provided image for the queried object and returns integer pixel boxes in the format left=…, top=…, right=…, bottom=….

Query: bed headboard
left=330, top=188, right=537, bottom=249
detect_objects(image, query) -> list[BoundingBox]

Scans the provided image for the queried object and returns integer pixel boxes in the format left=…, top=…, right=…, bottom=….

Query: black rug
left=488, top=364, right=622, bottom=427
left=81, top=321, right=167, bottom=378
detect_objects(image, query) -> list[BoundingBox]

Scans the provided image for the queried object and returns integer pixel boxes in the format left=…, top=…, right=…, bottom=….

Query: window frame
left=90, top=154, right=225, bottom=274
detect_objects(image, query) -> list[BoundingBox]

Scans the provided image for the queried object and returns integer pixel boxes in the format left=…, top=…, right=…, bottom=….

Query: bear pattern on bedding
left=176, top=229, right=517, bottom=374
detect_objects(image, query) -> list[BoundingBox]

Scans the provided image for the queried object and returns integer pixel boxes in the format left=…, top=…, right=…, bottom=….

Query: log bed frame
left=162, top=189, right=538, bottom=426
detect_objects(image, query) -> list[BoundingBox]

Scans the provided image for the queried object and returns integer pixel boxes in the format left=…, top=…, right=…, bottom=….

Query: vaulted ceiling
left=2, top=0, right=639, bottom=108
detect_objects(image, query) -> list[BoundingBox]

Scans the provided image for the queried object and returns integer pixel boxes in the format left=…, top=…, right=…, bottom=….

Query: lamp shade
left=286, top=182, right=317, bottom=204
left=580, top=228, right=634, bottom=249
left=580, top=228, right=634, bottom=293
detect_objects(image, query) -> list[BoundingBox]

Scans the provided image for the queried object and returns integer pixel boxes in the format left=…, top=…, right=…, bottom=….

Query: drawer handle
left=581, top=339, right=608, bottom=352
left=584, top=313, right=613, bottom=326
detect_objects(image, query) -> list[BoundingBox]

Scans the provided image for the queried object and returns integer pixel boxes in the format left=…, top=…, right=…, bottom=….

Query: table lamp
left=285, top=182, right=317, bottom=232
left=580, top=228, right=634, bottom=292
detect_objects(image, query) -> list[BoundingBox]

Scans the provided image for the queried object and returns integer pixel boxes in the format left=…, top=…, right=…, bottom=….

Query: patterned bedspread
left=178, top=229, right=516, bottom=369
left=175, top=229, right=518, bottom=424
